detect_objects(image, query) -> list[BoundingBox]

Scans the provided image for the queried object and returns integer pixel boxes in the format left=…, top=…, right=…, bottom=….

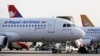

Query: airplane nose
left=74, top=27, right=85, bottom=39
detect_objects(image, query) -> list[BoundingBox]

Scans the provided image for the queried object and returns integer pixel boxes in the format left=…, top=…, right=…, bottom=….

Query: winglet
left=80, top=14, right=94, bottom=27
left=8, top=5, right=22, bottom=18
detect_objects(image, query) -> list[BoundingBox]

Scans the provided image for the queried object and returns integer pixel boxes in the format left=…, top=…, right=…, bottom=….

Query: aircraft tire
left=9, top=47, right=13, bottom=50
left=0, top=48, right=1, bottom=51
left=16, top=48, right=19, bottom=50
left=52, top=48, right=57, bottom=53
left=19, top=48, right=22, bottom=50
left=58, top=50, right=61, bottom=53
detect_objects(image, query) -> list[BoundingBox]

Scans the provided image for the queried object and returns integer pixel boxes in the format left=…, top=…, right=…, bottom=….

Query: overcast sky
left=0, top=0, right=100, bottom=27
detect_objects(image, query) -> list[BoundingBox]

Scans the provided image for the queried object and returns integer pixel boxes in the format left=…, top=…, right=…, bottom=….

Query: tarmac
left=0, top=48, right=100, bottom=56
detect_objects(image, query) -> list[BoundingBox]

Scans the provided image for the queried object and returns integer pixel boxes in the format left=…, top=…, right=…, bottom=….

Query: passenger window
left=11, top=25, right=13, bottom=27
left=41, top=25, right=43, bottom=27
left=23, top=25, right=25, bottom=27
left=29, top=25, right=31, bottom=27
left=14, top=25, right=16, bottom=27
left=63, top=24, right=67, bottom=27
left=17, top=25, right=19, bottom=27
left=32, top=25, right=34, bottom=27
left=34, top=25, right=37, bottom=27
left=44, top=25, right=46, bottom=27
left=2, top=25, right=4, bottom=27
left=38, top=25, right=39, bottom=27
left=20, top=25, right=22, bottom=27
left=26, top=25, right=28, bottom=27
left=8, top=25, right=10, bottom=27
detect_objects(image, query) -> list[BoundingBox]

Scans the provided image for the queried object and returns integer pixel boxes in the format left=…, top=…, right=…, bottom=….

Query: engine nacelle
left=0, top=32, right=20, bottom=42
left=82, top=39, right=92, bottom=46
left=0, top=36, right=8, bottom=48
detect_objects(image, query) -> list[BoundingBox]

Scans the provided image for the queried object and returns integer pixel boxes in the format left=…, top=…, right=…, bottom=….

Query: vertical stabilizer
left=8, top=5, right=22, bottom=18
left=80, top=14, right=94, bottom=27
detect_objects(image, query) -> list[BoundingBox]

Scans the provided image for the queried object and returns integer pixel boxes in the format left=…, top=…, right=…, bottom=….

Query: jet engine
left=0, top=36, right=8, bottom=51
left=82, top=39, right=92, bottom=46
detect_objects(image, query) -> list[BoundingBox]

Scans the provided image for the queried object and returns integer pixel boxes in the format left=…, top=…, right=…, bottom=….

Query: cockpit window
left=63, top=24, right=67, bottom=27
left=63, top=23, right=75, bottom=27
left=67, top=24, right=71, bottom=27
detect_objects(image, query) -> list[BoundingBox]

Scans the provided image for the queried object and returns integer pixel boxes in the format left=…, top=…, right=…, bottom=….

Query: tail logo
left=8, top=5, right=22, bottom=18
left=9, top=11, right=16, bottom=18
left=81, top=14, right=94, bottom=27
left=82, top=20, right=91, bottom=27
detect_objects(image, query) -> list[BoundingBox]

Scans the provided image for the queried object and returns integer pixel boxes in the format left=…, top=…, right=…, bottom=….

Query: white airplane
left=0, top=18, right=85, bottom=51
left=80, top=14, right=100, bottom=45
left=8, top=5, right=85, bottom=50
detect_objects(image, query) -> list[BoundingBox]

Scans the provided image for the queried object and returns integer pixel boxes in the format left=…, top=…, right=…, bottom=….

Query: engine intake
left=0, top=36, right=8, bottom=48
left=82, top=39, right=92, bottom=46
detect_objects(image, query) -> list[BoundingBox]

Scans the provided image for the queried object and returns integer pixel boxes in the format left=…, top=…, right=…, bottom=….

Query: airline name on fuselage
left=4, top=20, right=40, bottom=24
left=88, top=29, right=100, bottom=31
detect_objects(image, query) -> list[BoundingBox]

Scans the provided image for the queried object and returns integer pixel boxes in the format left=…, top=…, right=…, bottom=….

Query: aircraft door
left=48, top=20, right=55, bottom=33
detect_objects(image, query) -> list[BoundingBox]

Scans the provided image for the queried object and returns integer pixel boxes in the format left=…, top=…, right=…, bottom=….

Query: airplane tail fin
left=80, top=14, right=94, bottom=27
left=8, top=5, right=22, bottom=18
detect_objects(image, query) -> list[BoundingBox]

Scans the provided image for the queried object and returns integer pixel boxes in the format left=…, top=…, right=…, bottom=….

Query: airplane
left=8, top=5, right=85, bottom=51
left=1, top=4, right=85, bottom=52
left=80, top=14, right=100, bottom=46
left=0, top=18, right=85, bottom=53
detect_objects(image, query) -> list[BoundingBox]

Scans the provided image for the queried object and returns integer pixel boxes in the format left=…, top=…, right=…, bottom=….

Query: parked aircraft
left=0, top=18, right=85, bottom=52
left=80, top=14, right=100, bottom=45
left=7, top=5, right=85, bottom=52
